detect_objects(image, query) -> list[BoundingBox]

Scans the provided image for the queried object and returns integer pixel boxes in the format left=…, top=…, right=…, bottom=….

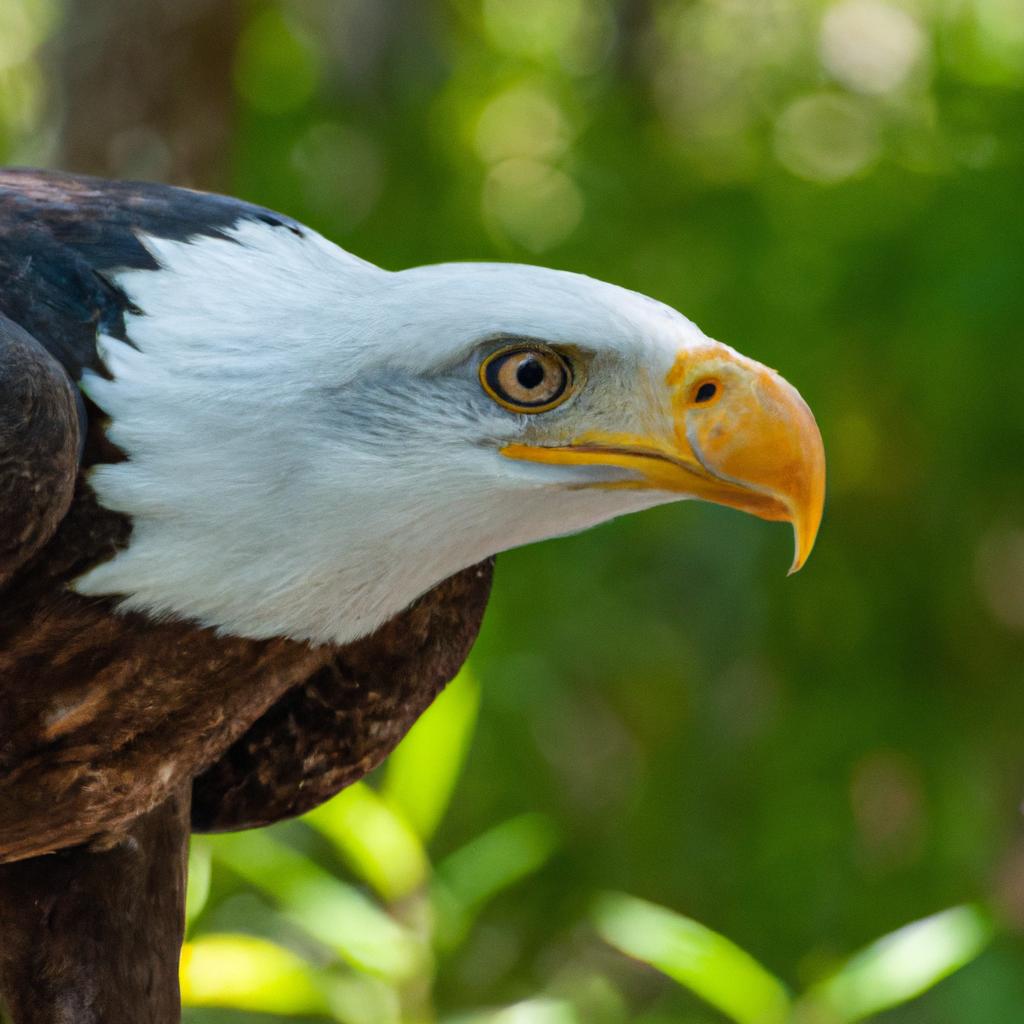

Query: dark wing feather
left=0, top=169, right=494, bottom=848
left=0, top=313, right=80, bottom=584
left=0, top=168, right=304, bottom=379
left=191, top=560, right=494, bottom=832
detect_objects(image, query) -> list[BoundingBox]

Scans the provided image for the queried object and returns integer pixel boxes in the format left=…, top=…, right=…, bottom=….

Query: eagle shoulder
left=0, top=170, right=492, bottom=857
left=192, top=559, right=494, bottom=832
left=0, top=167, right=305, bottom=380
left=0, top=313, right=81, bottom=585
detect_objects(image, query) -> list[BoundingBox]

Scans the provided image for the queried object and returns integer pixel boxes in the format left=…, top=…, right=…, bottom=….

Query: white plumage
left=76, top=220, right=717, bottom=645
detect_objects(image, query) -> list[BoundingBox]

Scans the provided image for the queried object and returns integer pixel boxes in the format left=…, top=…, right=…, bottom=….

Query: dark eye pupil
left=695, top=382, right=717, bottom=403
left=516, top=357, right=545, bottom=390
left=482, top=346, right=572, bottom=412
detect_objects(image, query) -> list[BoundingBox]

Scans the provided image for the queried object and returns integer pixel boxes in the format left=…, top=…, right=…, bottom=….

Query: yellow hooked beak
left=501, top=344, right=826, bottom=573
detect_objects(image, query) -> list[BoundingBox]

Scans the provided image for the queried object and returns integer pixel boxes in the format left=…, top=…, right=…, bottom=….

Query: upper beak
left=501, top=347, right=826, bottom=573
left=681, top=365, right=826, bottom=574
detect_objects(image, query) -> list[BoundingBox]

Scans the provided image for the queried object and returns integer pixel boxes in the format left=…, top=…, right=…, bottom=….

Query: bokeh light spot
left=0, top=63, right=44, bottom=135
left=775, top=93, right=881, bottom=183
left=290, top=122, right=384, bottom=229
left=821, top=0, right=926, bottom=95
left=482, top=159, right=583, bottom=251
left=850, top=750, right=926, bottom=870
left=946, top=0, right=1024, bottom=86
left=0, top=0, right=53, bottom=73
left=975, top=527, right=1024, bottom=630
left=234, top=9, right=320, bottom=115
left=483, top=0, right=584, bottom=62
left=475, top=85, right=572, bottom=166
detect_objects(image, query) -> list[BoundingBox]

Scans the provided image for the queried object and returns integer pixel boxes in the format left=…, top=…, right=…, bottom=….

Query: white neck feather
left=74, top=220, right=700, bottom=645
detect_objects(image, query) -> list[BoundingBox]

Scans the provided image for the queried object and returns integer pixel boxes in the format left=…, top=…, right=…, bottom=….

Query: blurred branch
left=614, top=0, right=656, bottom=85
left=50, top=0, right=241, bottom=187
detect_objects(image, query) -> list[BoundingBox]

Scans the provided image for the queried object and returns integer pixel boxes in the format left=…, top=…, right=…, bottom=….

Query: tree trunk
left=51, top=0, right=240, bottom=189
left=0, top=786, right=191, bottom=1024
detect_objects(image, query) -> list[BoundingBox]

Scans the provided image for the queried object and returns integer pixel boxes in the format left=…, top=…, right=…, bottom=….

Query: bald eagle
left=0, top=170, right=824, bottom=1022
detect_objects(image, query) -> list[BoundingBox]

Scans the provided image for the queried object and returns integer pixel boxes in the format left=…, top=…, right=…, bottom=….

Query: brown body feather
left=0, top=171, right=494, bottom=1022
left=0, top=317, right=492, bottom=861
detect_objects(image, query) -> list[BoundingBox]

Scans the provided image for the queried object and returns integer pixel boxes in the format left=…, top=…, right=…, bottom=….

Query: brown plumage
left=0, top=170, right=494, bottom=1023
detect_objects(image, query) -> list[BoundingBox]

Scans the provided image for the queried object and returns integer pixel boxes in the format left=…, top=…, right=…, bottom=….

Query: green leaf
left=206, top=830, right=427, bottom=982
left=304, top=781, right=430, bottom=903
left=185, top=836, right=212, bottom=929
left=382, top=666, right=481, bottom=842
left=592, top=892, right=791, bottom=1024
left=324, top=975, right=402, bottom=1024
left=800, top=904, right=994, bottom=1023
left=433, top=813, right=559, bottom=950
left=180, top=932, right=330, bottom=1016
left=444, top=998, right=581, bottom=1024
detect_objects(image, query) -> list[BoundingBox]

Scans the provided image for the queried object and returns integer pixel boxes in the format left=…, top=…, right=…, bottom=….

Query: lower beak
left=502, top=357, right=825, bottom=574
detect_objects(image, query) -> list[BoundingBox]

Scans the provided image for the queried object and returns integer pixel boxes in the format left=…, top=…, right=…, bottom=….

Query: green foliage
left=305, top=784, right=431, bottom=904
left=595, top=894, right=993, bottom=1024
left=593, top=894, right=792, bottom=1024
left=7, top=0, right=1024, bottom=1020
left=433, top=812, right=560, bottom=952
left=182, top=934, right=333, bottom=1018
left=183, top=668, right=562, bottom=1021
left=201, top=829, right=426, bottom=982
left=383, top=669, right=482, bottom=844
left=800, top=906, right=995, bottom=1023
left=180, top=670, right=997, bottom=1022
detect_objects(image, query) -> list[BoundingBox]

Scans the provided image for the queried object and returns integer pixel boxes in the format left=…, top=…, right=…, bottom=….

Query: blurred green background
left=4, top=0, right=1024, bottom=1020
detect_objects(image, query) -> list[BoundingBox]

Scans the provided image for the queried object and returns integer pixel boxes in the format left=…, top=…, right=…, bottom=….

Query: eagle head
left=76, top=222, right=825, bottom=644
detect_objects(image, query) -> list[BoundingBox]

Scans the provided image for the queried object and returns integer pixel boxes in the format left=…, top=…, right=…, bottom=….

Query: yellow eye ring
left=480, top=344, right=574, bottom=414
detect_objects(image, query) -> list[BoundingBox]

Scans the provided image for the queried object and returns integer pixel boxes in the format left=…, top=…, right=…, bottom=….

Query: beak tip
left=786, top=509, right=822, bottom=576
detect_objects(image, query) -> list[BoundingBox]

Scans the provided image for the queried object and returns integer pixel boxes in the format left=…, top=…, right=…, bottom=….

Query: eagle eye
left=480, top=345, right=573, bottom=413
left=693, top=380, right=719, bottom=404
